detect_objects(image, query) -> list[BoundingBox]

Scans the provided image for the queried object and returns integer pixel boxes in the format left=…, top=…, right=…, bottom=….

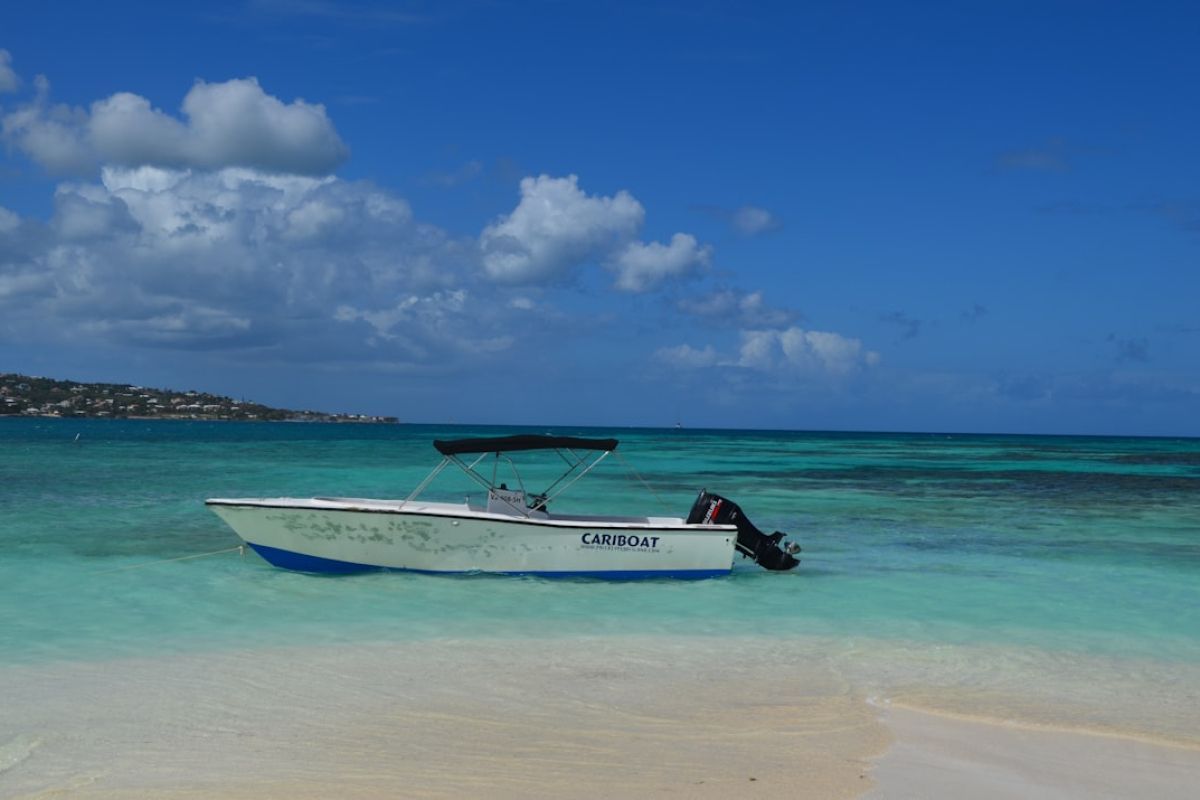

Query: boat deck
left=206, top=496, right=733, bottom=530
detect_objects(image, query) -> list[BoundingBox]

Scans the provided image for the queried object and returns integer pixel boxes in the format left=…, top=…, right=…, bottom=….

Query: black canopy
left=433, top=434, right=619, bottom=456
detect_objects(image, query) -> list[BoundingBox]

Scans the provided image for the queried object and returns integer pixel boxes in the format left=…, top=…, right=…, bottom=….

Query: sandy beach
left=1, top=638, right=885, bottom=798
left=2, top=637, right=1198, bottom=799
left=868, top=705, right=1200, bottom=800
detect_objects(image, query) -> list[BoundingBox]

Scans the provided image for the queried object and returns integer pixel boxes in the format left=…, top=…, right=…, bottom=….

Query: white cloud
left=739, top=326, right=883, bottom=376
left=51, top=184, right=140, bottom=240
left=731, top=205, right=780, bottom=236
left=178, top=78, right=347, bottom=173
left=0, top=49, right=18, bottom=93
left=779, top=328, right=880, bottom=374
left=480, top=174, right=715, bottom=293
left=2, top=76, right=348, bottom=175
left=88, top=92, right=190, bottom=167
left=1, top=76, right=93, bottom=173
left=0, top=159, right=556, bottom=369
left=0, top=67, right=727, bottom=374
left=284, top=198, right=347, bottom=240
left=480, top=174, right=644, bottom=284
left=662, top=326, right=880, bottom=377
left=0, top=165, right=464, bottom=354
left=736, top=329, right=778, bottom=370
left=610, top=233, right=711, bottom=292
left=742, top=327, right=880, bottom=374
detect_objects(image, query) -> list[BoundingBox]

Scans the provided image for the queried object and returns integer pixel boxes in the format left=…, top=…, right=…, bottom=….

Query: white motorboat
left=206, top=434, right=800, bottom=579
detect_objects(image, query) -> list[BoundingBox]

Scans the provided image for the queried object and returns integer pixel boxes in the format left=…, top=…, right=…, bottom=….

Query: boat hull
left=207, top=500, right=738, bottom=579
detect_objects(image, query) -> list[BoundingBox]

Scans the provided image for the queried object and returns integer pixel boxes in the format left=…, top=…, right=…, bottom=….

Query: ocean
left=2, top=419, right=1199, bottom=791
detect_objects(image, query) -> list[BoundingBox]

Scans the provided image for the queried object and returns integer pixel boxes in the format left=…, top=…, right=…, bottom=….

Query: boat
left=206, top=434, right=800, bottom=579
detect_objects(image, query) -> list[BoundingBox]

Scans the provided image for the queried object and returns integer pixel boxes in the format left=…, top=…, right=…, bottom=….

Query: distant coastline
left=0, top=372, right=397, bottom=423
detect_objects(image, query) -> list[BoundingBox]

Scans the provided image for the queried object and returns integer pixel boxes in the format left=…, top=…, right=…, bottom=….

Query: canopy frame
left=402, top=435, right=619, bottom=516
left=433, top=434, right=618, bottom=456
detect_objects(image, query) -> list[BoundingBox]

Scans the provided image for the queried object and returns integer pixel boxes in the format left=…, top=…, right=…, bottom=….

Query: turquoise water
left=3, top=418, right=1197, bottom=669
left=4, top=417, right=1200, bottom=754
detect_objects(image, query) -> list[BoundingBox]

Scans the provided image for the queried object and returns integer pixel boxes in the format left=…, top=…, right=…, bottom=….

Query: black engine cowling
left=686, top=490, right=800, bottom=571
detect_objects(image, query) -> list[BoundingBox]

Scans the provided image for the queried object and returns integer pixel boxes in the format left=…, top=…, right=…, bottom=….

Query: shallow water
left=2, top=419, right=1198, bottom=743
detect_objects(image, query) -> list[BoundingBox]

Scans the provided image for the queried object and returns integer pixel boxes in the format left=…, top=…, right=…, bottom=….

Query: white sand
left=867, top=704, right=1200, bottom=800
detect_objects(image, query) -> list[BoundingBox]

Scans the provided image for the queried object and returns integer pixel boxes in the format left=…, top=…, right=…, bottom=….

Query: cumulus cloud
left=0, top=49, right=18, bottom=93
left=2, top=76, right=347, bottom=175
left=0, top=66, right=725, bottom=374
left=761, top=328, right=881, bottom=374
left=661, top=326, right=879, bottom=377
left=611, top=233, right=710, bottom=292
left=0, top=165, right=489, bottom=357
left=480, top=174, right=643, bottom=284
left=51, top=187, right=139, bottom=240
left=1, top=75, right=93, bottom=173
left=480, top=173, right=711, bottom=292
left=1, top=110, right=713, bottom=373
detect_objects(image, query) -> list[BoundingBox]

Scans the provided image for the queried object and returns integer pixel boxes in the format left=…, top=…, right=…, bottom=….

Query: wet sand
left=2, top=637, right=1199, bottom=798
left=0, top=638, right=887, bottom=798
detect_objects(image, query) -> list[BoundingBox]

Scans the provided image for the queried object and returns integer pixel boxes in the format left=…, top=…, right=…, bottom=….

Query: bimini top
left=433, top=434, right=619, bottom=456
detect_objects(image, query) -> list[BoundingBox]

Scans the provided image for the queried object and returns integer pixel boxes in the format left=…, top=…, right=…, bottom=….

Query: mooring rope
left=90, top=545, right=244, bottom=576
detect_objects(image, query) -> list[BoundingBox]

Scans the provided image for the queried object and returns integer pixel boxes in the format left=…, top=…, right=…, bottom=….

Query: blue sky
left=1, top=1, right=1197, bottom=435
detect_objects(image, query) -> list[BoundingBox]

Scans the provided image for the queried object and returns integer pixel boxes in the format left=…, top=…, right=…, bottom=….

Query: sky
left=0, top=1, right=1197, bottom=435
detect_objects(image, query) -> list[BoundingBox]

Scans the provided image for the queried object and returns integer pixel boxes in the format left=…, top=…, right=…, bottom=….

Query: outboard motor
left=687, top=490, right=800, bottom=571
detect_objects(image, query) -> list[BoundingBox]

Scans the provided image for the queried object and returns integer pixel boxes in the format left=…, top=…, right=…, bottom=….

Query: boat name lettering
left=580, top=532, right=661, bottom=549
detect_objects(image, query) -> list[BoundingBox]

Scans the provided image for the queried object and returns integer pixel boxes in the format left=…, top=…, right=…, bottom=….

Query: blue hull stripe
left=246, top=542, right=728, bottom=580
